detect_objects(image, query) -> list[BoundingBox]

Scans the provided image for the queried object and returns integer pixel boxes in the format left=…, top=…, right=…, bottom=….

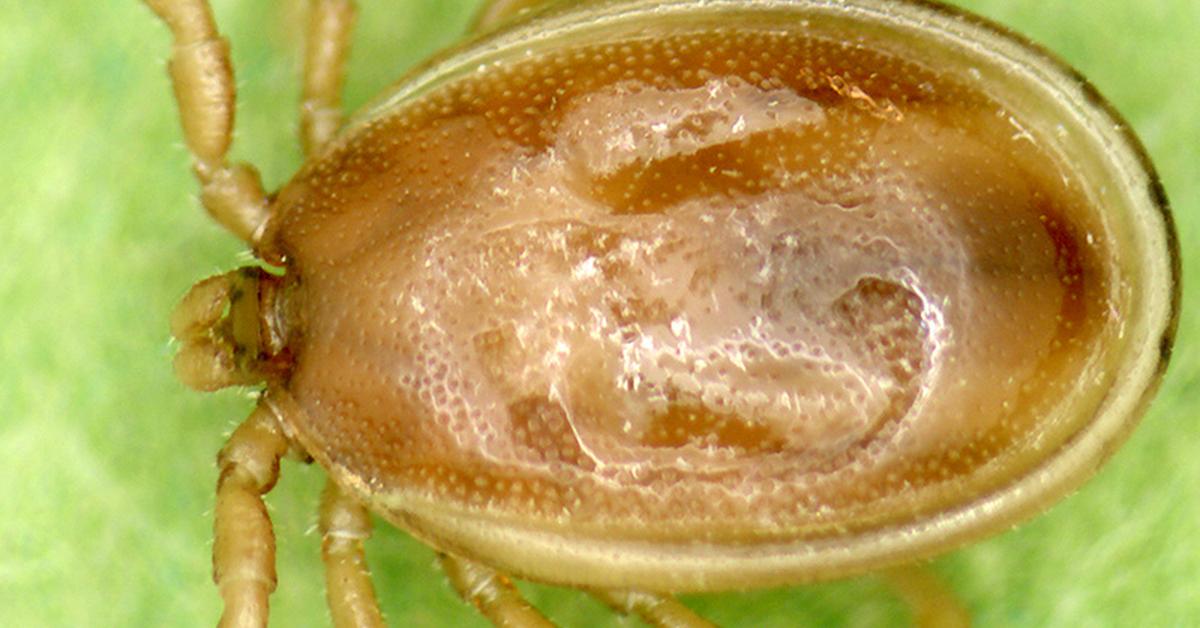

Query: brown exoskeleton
left=144, top=0, right=1178, bottom=626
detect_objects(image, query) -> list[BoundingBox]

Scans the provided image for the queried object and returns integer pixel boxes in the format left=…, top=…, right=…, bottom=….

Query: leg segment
left=469, top=0, right=554, bottom=33
left=144, top=0, right=269, bottom=245
left=301, top=0, right=357, bottom=156
left=212, top=403, right=293, bottom=628
left=592, top=589, right=717, bottom=628
left=438, top=554, right=554, bottom=628
left=881, top=565, right=971, bottom=628
left=319, top=479, right=385, bottom=628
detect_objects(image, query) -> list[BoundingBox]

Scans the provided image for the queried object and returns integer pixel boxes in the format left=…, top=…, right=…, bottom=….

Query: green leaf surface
left=2, top=1, right=1196, bottom=626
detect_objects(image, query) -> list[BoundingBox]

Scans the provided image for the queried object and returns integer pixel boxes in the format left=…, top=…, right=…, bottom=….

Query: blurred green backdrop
left=2, top=0, right=1196, bottom=626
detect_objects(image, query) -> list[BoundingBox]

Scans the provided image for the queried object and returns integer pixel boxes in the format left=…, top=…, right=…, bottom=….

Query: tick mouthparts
left=171, top=267, right=283, bottom=391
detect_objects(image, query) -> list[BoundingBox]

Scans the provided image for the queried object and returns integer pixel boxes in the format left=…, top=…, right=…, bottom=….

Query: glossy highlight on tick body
left=144, top=1, right=1178, bottom=626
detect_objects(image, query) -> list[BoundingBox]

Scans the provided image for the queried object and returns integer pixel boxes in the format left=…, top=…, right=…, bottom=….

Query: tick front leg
left=301, top=0, right=356, bottom=156
left=213, top=403, right=293, bottom=628
left=144, top=0, right=270, bottom=246
left=319, top=478, right=385, bottom=628
left=591, top=589, right=717, bottom=628
left=438, top=554, right=554, bottom=627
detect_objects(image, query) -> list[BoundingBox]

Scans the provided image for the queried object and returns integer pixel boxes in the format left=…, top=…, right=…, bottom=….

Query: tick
left=144, top=0, right=1179, bottom=626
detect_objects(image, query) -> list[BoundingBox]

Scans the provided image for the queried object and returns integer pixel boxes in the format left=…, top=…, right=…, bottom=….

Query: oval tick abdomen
left=267, top=2, right=1174, bottom=589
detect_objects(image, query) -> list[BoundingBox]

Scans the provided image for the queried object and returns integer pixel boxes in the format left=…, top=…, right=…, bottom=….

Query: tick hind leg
left=469, top=0, right=554, bottom=33
left=439, top=554, right=555, bottom=627
left=300, top=0, right=356, bottom=156
left=143, top=0, right=270, bottom=246
left=592, top=589, right=718, bottom=627
left=881, top=565, right=971, bottom=628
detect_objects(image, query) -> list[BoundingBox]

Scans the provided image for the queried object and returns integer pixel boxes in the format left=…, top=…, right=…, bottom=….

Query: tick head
left=170, top=266, right=292, bottom=391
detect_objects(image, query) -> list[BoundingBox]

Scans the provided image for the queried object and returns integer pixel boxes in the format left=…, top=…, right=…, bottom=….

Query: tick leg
left=592, top=589, right=717, bottom=628
left=301, top=0, right=357, bottom=156
left=881, top=565, right=971, bottom=628
left=469, top=0, right=552, bottom=33
left=213, top=403, right=293, bottom=628
left=144, top=0, right=270, bottom=246
left=438, top=554, right=554, bottom=627
left=319, top=478, right=385, bottom=628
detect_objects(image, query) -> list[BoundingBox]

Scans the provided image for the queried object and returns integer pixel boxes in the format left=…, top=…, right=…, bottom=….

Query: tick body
left=147, top=0, right=1178, bottom=626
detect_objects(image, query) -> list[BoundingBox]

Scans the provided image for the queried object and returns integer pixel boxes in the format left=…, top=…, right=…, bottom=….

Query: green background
left=3, top=0, right=1196, bottom=625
